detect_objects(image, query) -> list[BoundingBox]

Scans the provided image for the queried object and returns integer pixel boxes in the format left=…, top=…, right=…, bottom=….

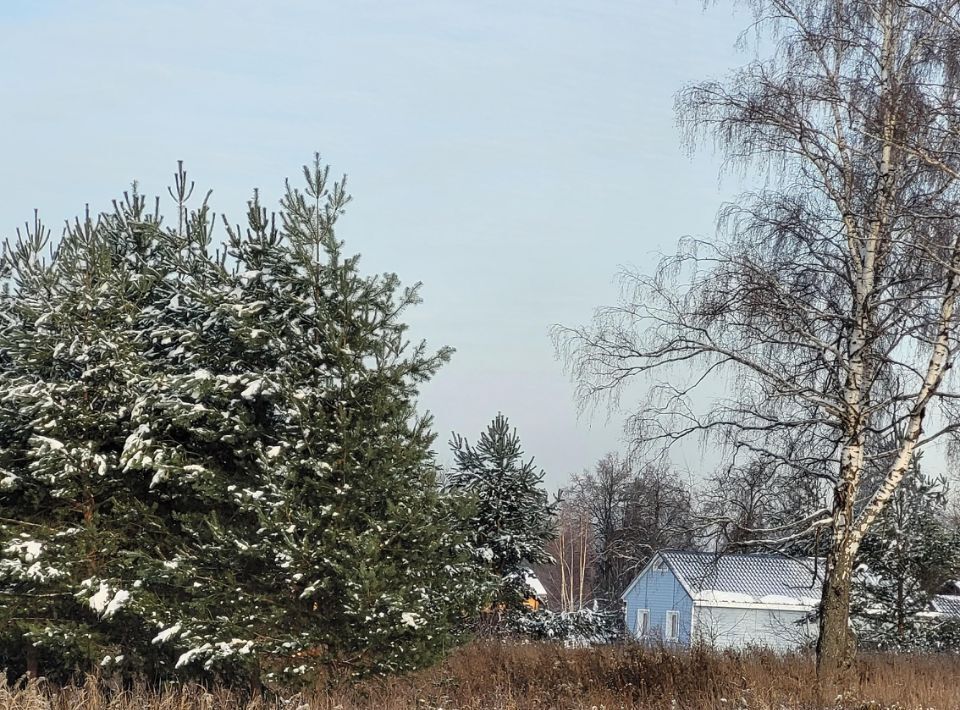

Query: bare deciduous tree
left=698, top=452, right=832, bottom=556
left=564, top=454, right=694, bottom=610
left=700, top=459, right=780, bottom=552
left=555, top=0, right=960, bottom=685
left=570, top=454, right=635, bottom=608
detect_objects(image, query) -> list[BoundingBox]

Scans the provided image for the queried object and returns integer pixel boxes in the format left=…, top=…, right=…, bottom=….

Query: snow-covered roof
left=524, top=570, right=547, bottom=598
left=625, top=550, right=822, bottom=610
left=931, top=594, right=960, bottom=618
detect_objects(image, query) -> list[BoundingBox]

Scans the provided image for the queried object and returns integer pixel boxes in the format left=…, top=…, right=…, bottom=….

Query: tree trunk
left=896, top=575, right=905, bottom=638
left=816, top=543, right=857, bottom=691
left=577, top=520, right=586, bottom=609
left=558, top=524, right=568, bottom=612
left=25, top=645, right=38, bottom=679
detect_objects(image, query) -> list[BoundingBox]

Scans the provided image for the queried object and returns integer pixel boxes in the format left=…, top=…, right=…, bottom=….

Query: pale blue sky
left=0, top=0, right=749, bottom=488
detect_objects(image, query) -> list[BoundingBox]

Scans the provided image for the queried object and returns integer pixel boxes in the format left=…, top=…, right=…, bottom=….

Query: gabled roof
left=931, top=594, right=960, bottom=618
left=623, top=549, right=823, bottom=610
left=524, top=570, right=547, bottom=598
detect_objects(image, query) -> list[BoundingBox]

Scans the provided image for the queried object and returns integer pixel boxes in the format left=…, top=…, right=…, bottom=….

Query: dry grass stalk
left=2, top=642, right=958, bottom=709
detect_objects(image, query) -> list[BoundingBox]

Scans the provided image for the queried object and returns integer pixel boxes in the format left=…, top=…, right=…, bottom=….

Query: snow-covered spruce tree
left=447, top=415, right=556, bottom=616
left=852, top=461, right=960, bottom=649
left=167, top=160, right=483, bottom=681
left=0, top=197, right=195, bottom=681
left=0, top=158, right=479, bottom=683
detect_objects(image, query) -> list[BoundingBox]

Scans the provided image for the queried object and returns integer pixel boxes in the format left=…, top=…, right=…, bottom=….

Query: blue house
left=621, top=550, right=822, bottom=650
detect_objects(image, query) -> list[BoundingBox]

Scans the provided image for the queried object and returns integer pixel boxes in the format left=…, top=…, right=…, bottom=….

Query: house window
left=665, top=610, right=680, bottom=641
left=634, top=608, right=649, bottom=636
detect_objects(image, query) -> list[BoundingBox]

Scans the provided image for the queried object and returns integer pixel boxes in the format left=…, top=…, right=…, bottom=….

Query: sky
left=0, top=0, right=751, bottom=489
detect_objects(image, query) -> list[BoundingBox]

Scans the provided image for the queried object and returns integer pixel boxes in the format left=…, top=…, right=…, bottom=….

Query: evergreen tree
left=852, top=460, right=960, bottom=649
left=0, top=196, right=190, bottom=680
left=447, top=415, right=556, bottom=613
left=0, top=157, right=479, bottom=684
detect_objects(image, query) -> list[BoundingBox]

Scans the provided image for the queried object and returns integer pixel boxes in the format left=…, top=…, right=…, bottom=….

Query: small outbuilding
left=621, top=550, right=822, bottom=650
left=523, top=570, right=548, bottom=611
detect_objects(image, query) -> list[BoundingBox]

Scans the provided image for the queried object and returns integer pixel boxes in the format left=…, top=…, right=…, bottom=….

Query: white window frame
left=634, top=608, right=649, bottom=637
left=665, top=610, right=680, bottom=641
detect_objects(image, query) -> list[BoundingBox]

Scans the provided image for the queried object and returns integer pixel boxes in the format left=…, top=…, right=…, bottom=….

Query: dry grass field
left=2, top=641, right=958, bottom=709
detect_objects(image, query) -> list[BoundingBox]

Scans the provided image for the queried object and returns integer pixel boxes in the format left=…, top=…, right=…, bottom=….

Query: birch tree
left=555, top=0, right=960, bottom=684
left=540, top=501, right=594, bottom=612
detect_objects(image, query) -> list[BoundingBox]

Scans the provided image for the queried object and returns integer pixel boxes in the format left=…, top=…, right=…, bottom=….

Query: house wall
left=623, top=560, right=694, bottom=645
left=694, top=606, right=816, bottom=651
